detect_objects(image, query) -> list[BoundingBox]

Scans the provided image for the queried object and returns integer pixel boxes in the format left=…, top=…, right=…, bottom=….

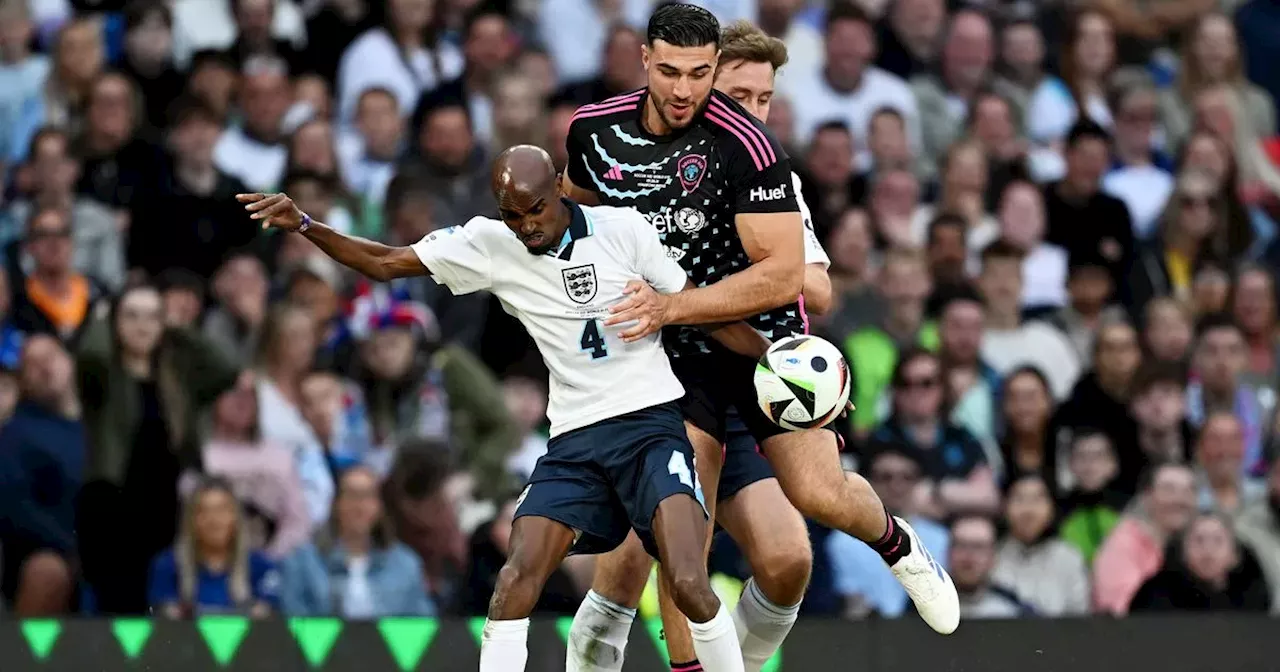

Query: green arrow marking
left=20, top=619, right=61, bottom=661
left=761, top=649, right=782, bottom=672
left=289, top=618, right=344, bottom=668
left=643, top=618, right=668, bottom=661
left=111, top=619, right=154, bottom=659
left=466, top=616, right=486, bottom=646
left=377, top=617, right=439, bottom=672
left=197, top=616, right=250, bottom=666
left=555, top=617, right=574, bottom=644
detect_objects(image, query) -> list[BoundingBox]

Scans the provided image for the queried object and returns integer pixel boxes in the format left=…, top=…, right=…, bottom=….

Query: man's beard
left=651, top=90, right=708, bottom=131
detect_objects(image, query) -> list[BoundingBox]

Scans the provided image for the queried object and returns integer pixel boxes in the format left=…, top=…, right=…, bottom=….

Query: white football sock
left=731, top=579, right=800, bottom=672
left=479, top=618, right=529, bottom=672
left=566, top=590, right=636, bottom=672
left=687, top=602, right=746, bottom=672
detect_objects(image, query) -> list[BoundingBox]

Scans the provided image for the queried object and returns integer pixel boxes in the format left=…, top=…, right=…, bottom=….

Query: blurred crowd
left=0, top=0, right=1278, bottom=624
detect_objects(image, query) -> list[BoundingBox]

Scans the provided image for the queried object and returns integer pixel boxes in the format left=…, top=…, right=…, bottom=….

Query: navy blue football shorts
left=718, top=408, right=776, bottom=502
left=670, top=343, right=789, bottom=445
left=513, top=401, right=707, bottom=560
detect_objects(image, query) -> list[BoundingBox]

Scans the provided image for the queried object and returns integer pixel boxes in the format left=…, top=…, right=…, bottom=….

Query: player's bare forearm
left=706, top=322, right=771, bottom=359
left=665, top=255, right=802, bottom=325
left=802, top=264, right=833, bottom=316
left=560, top=172, right=601, bottom=205
left=301, top=222, right=424, bottom=281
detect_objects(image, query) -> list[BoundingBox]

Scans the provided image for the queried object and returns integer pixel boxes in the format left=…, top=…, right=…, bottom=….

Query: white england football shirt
left=795, top=172, right=830, bottom=269
left=411, top=203, right=689, bottom=437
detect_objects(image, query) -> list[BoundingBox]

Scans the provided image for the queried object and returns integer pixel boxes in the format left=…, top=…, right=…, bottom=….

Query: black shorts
left=670, top=344, right=787, bottom=446
left=514, top=401, right=707, bottom=560
left=718, top=408, right=776, bottom=501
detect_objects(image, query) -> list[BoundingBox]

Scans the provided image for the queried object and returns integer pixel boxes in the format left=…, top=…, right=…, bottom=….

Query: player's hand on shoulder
left=604, top=280, right=670, bottom=342
left=237, top=192, right=306, bottom=231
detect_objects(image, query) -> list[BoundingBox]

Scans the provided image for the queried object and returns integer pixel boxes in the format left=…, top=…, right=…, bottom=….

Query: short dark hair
left=157, top=268, right=206, bottom=300
left=936, top=283, right=985, bottom=316
left=1069, top=427, right=1114, bottom=451
left=1066, top=119, right=1111, bottom=148
left=826, top=1, right=872, bottom=33
left=168, top=95, right=222, bottom=128
left=859, top=439, right=925, bottom=476
left=463, top=3, right=508, bottom=38
left=646, top=2, right=720, bottom=48
left=1138, top=461, right=1191, bottom=493
left=283, top=168, right=339, bottom=194
left=189, top=49, right=236, bottom=73
left=890, top=346, right=938, bottom=389
left=1129, top=360, right=1187, bottom=397
left=385, top=443, right=454, bottom=503
left=870, top=106, right=905, bottom=127
left=1194, top=311, right=1243, bottom=343
left=124, top=0, right=171, bottom=31
left=980, top=239, right=1026, bottom=265
left=814, top=119, right=853, bottom=137
left=926, top=212, right=967, bottom=246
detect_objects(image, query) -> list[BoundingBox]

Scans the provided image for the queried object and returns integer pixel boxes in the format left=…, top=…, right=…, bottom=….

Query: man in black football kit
left=561, top=6, right=959, bottom=672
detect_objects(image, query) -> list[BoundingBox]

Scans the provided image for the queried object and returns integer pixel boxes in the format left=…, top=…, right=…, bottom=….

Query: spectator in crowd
left=976, top=240, right=1081, bottom=399
left=75, top=282, right=240, bottom=614
left=461, top=489, right=581, bottom=616
left=0, top=0, right=48, bottom=169
left=213, top=55, right=292, bottom=192
left=553, top=25, right=647, bottom=108
left=816, top=208, right=880, bottom=339
left=171, top=0, right=306, bottom=69
left=1235, top=458, right=1280, bottom=612
left=1179, top=129, right=1276, bottom=262
left=864, top=107, right=913, bottom=178
left=383, top=449, right=469, bottom=614
left=779, top=2, right=920, bottom=159
left=501, top=376, right=547, bottom=483
left=993, top=474, right=1091, bottom=616
left=1130, top=511, right=1272, bottom=612
left=1143, top=296, right=1195, bottom=365
left=922, top=213, right=968, bottom=300
left=1102, top=72, right=1174, bottom=239
left=185, top=49, right=239, bottom=121
left=874, top=0, right=944, bottom=80
left=119, top=0, right=184, bottom=131
left=1194, top=412, right=1266, bottom=517
left=949, top=514, right=1033, bottom=618
left=910, top=141, right=998, bottom=262
left=800, top=121, right=864, bottom=233
left=968, top=91, right=1030, bottom=212
left=423, top=6, right=518, bottom=146
left=1121, top=361, right=1195, bottom=494
left=1093, top=462, right=1197, bottom=615
left=1186, top=314, right=1266, bottom=476
left=1026, top=10, right=1116, bottom=149
left=158, top=269, right=206, bottom=329
left=10, top=206, right=109, bottom=343
left=149, top=476, right=280, bottom=617
left=1192, top=263, right=1233, bottom=318
left=1059, top=429, right=1126, bottom=563
left=1052, top=317, right=1142, bottom=463
left=1044, top=121, right=1135, bottom=293
left=537, top=0, right=647, bottom=85
left=202, top=253, right=268, bottom=367
left=1049, top=249, right=1127, bottom=367
left=130, top=96, right=256, bottom=279
left=254, top=303, right=334, bottom=525
left=282, top=256, right=349, bottom=370
left=281, top=465, right=434, bottom=618
left=1160, top=13, right=1276, bottom=153
left=828, top=442, right=949, bottom=619
left=1126, top=171, right=1231, bottom=313
left=352, top=298, right=518, bottom=498
left=404, top=101, right=493, bottom=228
left=9, top=127, right=124, bottom=290
left=201, top=382, right=311, bottom=558
left=936, top=287, right=1000, bottom=450
left=302, top=0, right=377, bottom=85
left=867, top=167, right=924, bottom=250
left=299, top=369, right=380, bottom=477
left=0, top=335, right=82, bottom=615
left=869, top=348, right=998, bottom=519
left=995, top=19, right=1045, bottom=115
left=846, top=247, right=935, bottom=433
left=997, top=180, right=1067, bottom=313
left=76, top=72, right=165, bottom=216
left=999, top=366, right=1057, bottom=489
left=335, top=0, right=463, bottom=124
left=9, top=15, right=104, bottom=164
left=1229, top=264, right=1280, bottom=410
left=338, top=88, right=405, bottom=215
left=224, top=0, right=304, bottom=73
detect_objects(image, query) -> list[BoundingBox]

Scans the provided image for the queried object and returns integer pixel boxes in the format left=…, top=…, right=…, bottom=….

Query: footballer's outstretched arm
left=238, top=193, right=426, bottom=281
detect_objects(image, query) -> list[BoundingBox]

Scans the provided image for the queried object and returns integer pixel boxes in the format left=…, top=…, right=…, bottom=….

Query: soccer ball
left=754, top=335, right=851, bottom=431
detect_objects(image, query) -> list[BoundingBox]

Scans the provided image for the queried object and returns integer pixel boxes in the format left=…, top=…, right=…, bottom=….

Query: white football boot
left=888, top=516, right=961, bottom=634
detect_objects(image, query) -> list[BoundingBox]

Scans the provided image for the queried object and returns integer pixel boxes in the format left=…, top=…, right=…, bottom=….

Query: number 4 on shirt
left=580, top=319, right=608, bottom=359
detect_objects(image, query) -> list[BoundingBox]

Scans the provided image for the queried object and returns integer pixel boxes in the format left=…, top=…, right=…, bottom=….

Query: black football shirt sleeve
left=721, top=121, right=799, bottom=215
left=565, top=119, right=595, bottom=193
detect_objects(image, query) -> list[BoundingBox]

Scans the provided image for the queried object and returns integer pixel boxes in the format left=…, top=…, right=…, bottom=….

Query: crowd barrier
left=0, top=615, right=1274, bottom=671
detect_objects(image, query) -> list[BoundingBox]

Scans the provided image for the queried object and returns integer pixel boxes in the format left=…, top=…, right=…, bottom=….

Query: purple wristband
left=298, top=213, right=312, bottom=232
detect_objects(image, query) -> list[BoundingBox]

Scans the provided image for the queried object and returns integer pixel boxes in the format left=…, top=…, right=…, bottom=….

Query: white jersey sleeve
left=794, top=172, right=830, bottom=269
left=622, top=209, right=690, bottom=294
left=409, top=217, right=495, bottom=294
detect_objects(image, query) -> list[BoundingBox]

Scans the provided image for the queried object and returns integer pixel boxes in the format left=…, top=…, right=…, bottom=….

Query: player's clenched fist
left=237, top=192, right=306, bottom=231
